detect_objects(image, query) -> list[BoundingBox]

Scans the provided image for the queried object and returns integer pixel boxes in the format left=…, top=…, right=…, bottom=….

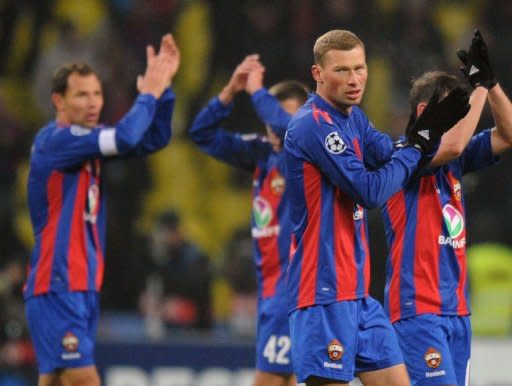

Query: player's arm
left=131, top=34, right=180, bottom=155
left=189, top=54, right=269, bottom=170
left=188, top=97, right=269, bottom=171
left=288, top=88, right=470, bottom=208
left=245, top=67, right=292, bottom=137
left=360, top=113, right=395, bottom=169
left=488, top=84, right=512, bottom=155
left=430, top=86, right=487, bottom=166
left=287, top=116, right=421, bottom=209
left=45, top=41, right=173, bottom=168
left=130, top=88, right=175, bottom=156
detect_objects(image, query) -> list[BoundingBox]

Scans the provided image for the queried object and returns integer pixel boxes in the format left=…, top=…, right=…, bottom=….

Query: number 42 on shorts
left=263, top=335, right=291, bottom=364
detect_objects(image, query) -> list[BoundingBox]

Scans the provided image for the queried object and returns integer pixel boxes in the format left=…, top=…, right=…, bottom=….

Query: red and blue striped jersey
left=284, top=93, right=422, bottom=311
left=382, top=130, right=498, bottom=322
left=189, top=90, right=291, bottom=300
left=24, top=90, right=175, bottom=298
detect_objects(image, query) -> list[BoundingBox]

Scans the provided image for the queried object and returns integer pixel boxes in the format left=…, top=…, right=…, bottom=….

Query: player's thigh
left=38, top=373, right=61, bottom=386
left=358, top=363, right=410, bottom=386
left=289, top=302, right=359, bottom=384
left=26, top=292, right=99, bottom=375
left=354, top=297, right=404, bottom=375
left=252, top=370, right=295, bottom=386
left=59, top=366, right=100, bottom=386
left=305, top=376, right=349, bottom=386
left=256, top=302, right=293, bottom=374
left=393, top=314, right=457, bottom=385
left=449, top=316, right=471, bottom=386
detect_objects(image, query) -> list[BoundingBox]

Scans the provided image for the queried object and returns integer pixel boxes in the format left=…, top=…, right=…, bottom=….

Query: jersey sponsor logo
left=438, top=235, right=466, bottom=249
left=252, top=196, right=279, bottom=238
left=70, top=125, right=92, bottom=136
left=251, top=225, right=280, bottom=238
left=271, top=175, right=285, bottom=195
left=424, top=347, right=442, bottom=369
left=442, top=204, right=464, bottom=239
left=253, top=197, right=273, bottom=228
left=327, top=339, right=344, bottom=361
left=325, top=132, right=346, bottom=154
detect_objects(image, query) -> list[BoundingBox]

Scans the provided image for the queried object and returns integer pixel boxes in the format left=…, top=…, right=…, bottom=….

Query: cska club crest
left=271, top=174, right=285, bottom=195
left=327, top=339, right=344, bottom=361
left=62, top=332, right=79, bottom=353
left=424, top=347, right=442, bottom=369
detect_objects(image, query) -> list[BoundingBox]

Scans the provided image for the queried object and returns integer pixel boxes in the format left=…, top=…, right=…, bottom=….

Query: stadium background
left=1, top=0, right=512, bottom=385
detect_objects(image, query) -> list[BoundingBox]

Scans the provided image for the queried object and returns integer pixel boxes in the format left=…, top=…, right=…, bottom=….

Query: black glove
left=405, top=87, right=470, bottom=156
left=456, top=29, right=496, bottom=89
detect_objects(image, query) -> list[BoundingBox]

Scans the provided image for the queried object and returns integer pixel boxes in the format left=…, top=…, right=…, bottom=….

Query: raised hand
left=456, top=29, right=496, bottom=89
left=158, top=33, right=181, bottom=85
left=246, top=65, right=265, bottom=95
left=405, top=87, right=471, bottom=156
left=219, top=54, right=264, bottom=104
left=138, top=44, right=173, bottom=99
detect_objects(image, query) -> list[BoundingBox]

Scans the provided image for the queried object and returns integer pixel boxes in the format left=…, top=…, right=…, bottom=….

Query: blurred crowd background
left=2, top=0, right=512, bottom=381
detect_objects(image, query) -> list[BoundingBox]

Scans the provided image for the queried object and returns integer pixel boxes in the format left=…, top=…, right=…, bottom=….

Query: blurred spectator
left=32, top=18, right=105, bottom=118
left=139, top=210, right=213, bottom=334
left=388, top=0, right=448, bottom=102
left=223, top=228, right=257, bottom=337
left=0, top=0, right=56, bottom=76
left=0, top=258, right=36, bottom=385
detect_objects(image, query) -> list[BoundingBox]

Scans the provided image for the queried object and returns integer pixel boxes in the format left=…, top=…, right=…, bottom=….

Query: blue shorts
left=289, top=297, right=403, bottom=383
left=255, top=296, right=293, bottom=374
left=25, top=291, right=99, bottom=374
left=393, top=314, right=471, bottom=386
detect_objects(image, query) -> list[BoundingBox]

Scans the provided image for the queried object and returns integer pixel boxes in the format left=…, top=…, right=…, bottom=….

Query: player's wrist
left=219, top=85, right=236, bottom=104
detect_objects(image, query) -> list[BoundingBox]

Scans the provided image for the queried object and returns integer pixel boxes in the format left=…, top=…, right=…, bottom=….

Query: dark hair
left=409, top=71, right=464, bottom=118
left=51, top=62, right=98, bottom=94
left=268, top=80, right=309, bottom=104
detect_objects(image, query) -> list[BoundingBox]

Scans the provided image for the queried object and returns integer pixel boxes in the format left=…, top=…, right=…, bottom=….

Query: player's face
left=57, top=73, right=104, bottom=128
left=266, top=97, right=303, bottom=152
left=312, top=46, right=367, bottom=114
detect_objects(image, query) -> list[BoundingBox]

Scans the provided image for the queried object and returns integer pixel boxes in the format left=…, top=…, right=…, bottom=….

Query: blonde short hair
left=313, top=30, right=365, bottom=65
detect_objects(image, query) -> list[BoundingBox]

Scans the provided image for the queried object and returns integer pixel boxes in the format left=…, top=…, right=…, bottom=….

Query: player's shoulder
left=289, top=101, right=336, bottom=136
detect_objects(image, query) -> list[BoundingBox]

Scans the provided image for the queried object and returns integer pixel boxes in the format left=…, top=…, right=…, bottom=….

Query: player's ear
left=51, top=92, right=64, bottom=111
left=311, top=64, right=323, bottom=83
left=416, top=102, right=427, bottom=118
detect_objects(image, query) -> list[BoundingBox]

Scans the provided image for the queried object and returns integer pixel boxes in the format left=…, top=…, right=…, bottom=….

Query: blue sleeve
left=286, top=114, right=421, bottom=209
left=131, top=88, right=175, bottom=156
left=39, top=93, right=157, bottom=169
left=458, top=129, right=499, bottom=174
left=250, top=88, right=292, bottom=137
left=363, top=119, right=395, bottom=169
left=188, top=97, right=271, bottom=171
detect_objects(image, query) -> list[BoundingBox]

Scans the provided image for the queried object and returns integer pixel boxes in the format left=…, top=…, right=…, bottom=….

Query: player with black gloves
left=382, top=29, right=512, bottom=386
left=283, top=29, right=469, bottom=386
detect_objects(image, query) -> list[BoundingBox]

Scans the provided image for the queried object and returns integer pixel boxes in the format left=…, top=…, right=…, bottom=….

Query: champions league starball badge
left=325, top=132, right=347, bottom=154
